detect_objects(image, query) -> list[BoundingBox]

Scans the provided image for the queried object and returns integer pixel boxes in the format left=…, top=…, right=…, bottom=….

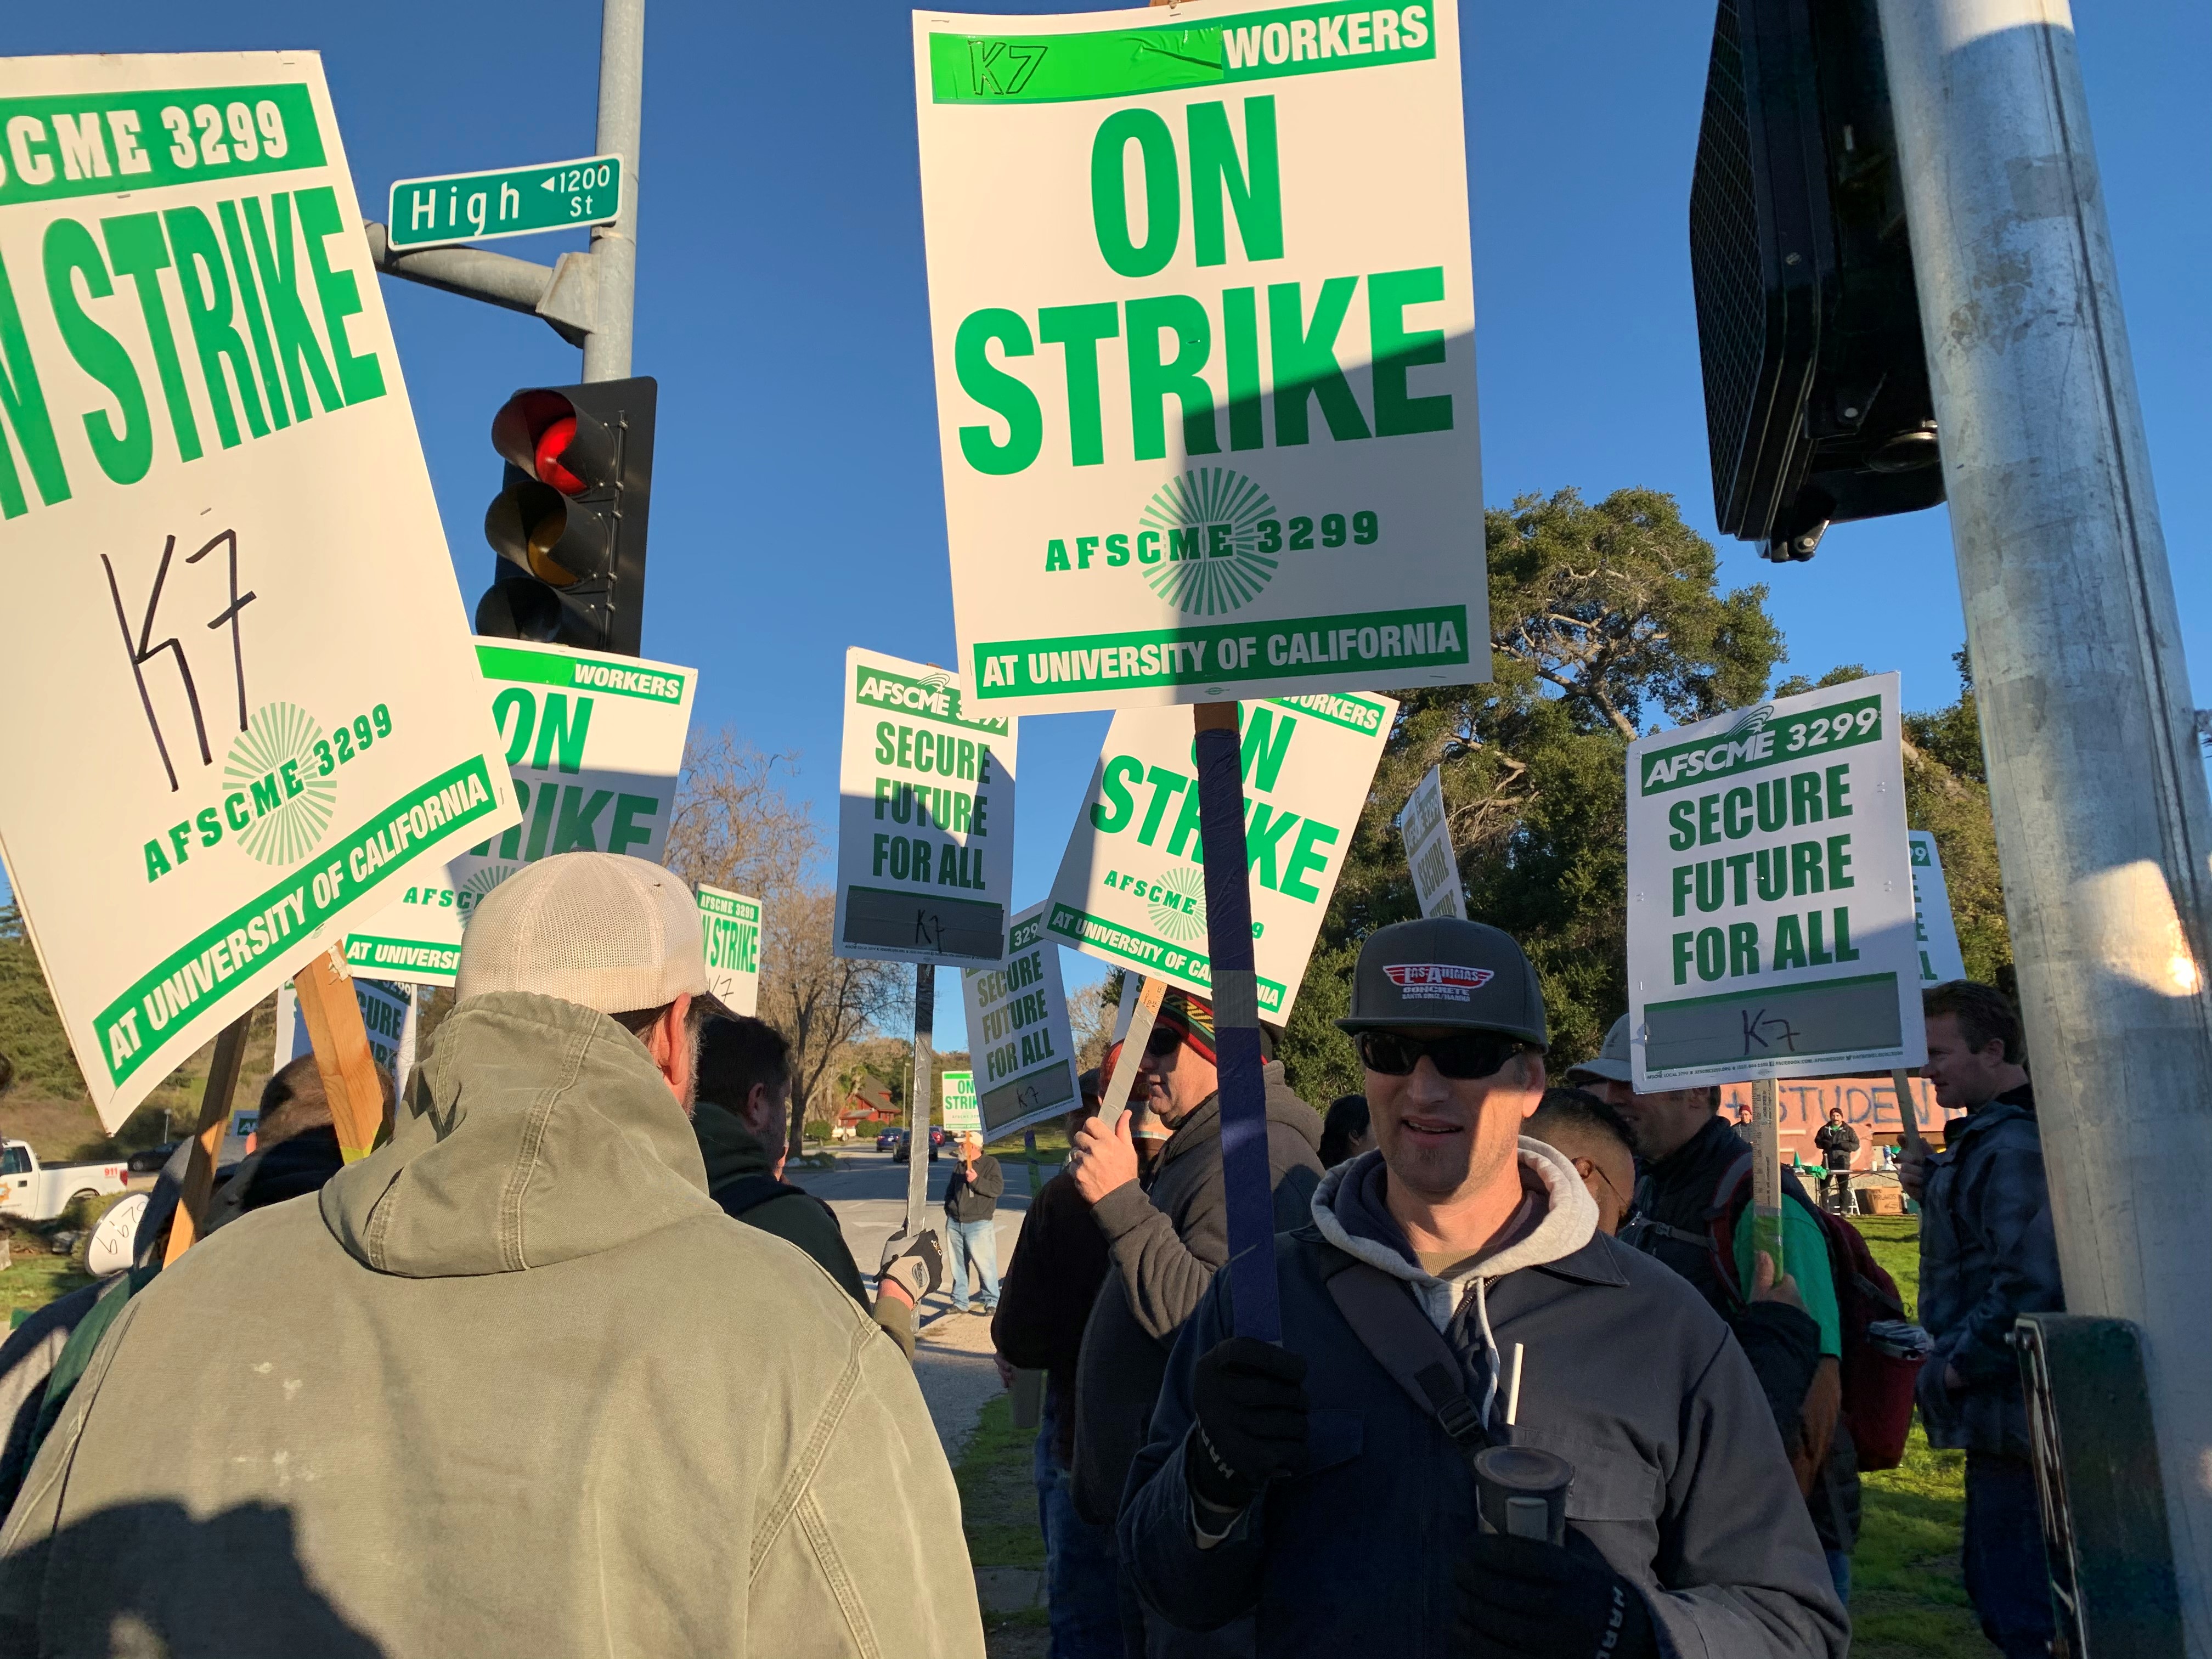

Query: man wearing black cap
left=1118, top=918, right=1846, bottom=1659
left=1065, top=989, right=1323, bottom=1655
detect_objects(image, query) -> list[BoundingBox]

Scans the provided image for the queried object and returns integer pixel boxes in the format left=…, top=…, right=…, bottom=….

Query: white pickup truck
left=0, top=1141, right=128, bottom=1222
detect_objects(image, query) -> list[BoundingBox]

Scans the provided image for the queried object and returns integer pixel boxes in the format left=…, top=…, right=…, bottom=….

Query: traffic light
left=1688, top=0, right=1942, bottom=562
left=475, top=376, right=657, bottom=654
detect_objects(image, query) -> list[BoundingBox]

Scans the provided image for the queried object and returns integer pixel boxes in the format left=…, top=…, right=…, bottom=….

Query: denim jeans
left=945, top=1217, right=1000, bottom=1311
left=1964, top=1452, right=2056, bottom=1658
left=1035, top=1393, right=1122, bottom=1659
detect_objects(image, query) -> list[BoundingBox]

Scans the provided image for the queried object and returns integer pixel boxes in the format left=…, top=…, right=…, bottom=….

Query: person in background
left=692, top=1014, right=937, bottom=1358
left=1525, top=1085, right=1637, bottom=1235
left=1813, top=1109, right=1860, bottom=1214
left=1317, top=1095, right=1372, bottom=1168
left=1899, top=981, right=2061, bottom=1659
left=0, top=853, right=984, bottom=1657
left=1118, top=919, right=1844, bottom=1659
left=945, top=1130, right=1005, bottom=1317
left=1571, top=1015, right=1861, bottom=1604
left=1068, top=991, right=1322, bottom=1657
left=1736, top=1102, right=1757, bottom=1127
left=991, top=1078, right=1131, bottom=1659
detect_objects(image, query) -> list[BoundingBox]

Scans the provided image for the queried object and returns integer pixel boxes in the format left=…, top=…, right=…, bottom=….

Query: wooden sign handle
left=291, top=948, right=388, bottom=1163
left=1891, top=1067, right=1929, bottom=1153
left=162, top=1014, right=253, bottom=1265
left=1097, top=975, right=1168, bottom=1130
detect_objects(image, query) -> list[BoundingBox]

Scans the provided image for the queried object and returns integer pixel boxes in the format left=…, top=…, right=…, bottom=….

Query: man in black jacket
left=944, top=1131, right=1005, bottom=1316
left=1813, top=1110, right=1860, bottom=1213
left=1068, top=990, right=1322, bottom=1657
left=1899, top=982, right=2061, bottom=1659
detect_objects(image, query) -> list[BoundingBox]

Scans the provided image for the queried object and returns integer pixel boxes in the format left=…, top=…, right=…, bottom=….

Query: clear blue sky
left=6, top=2, right=2208, bottom=1055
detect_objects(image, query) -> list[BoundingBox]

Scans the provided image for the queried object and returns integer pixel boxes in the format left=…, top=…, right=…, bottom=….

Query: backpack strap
left=1322, top=1255, right=1487, bottom=1463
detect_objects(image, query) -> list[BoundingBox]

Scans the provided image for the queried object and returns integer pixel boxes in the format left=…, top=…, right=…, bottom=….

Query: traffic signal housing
left=476, top=376, right=656, bottom=653
left=1689, top=0, right=1942, bottom=562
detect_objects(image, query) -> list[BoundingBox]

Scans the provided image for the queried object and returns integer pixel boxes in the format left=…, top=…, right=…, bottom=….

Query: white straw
left=1505, top=1342, right=1525, bottom=1426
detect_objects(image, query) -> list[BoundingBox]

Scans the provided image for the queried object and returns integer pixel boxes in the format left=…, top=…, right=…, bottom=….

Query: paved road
left=787, top=1147, right=1066, bottom=1462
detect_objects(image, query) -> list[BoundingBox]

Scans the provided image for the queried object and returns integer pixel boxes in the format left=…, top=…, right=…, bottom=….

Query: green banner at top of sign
left=1637, top=694, right=1883, bottom=797
left=0, top=84, right=325, bottom=208
left=929, top=1, right=1436, bottom=104
left=475, top=643, right=689, bottom=706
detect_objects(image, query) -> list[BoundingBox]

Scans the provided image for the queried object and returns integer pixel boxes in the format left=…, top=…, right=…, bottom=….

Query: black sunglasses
left=1144, top=1025, right=1186, bottom=1058
left=1356, top=1029, right=1528, bottom=1081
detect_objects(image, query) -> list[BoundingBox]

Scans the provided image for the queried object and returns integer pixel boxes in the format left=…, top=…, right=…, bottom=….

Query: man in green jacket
left=0, top=853, right=984, bottom=1658
left=693, top=1013, right=935, bottom=1358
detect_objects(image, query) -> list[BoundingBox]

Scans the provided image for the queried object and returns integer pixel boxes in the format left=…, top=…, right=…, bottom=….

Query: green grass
left=0, top=1250, right=92, bottom=1323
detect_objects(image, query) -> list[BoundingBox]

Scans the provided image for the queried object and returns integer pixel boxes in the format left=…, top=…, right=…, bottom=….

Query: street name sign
left=0, top=53, right=518, bottom=1131
left=1046, top=689, right=1393, bottom=1018
left=1400, top=763, right=1465, bottom=919
left=698, top=883, right=763, bottom=1016
left=833, top=647, right=1018, bottom=968
left=913, top=0, right=1487, bottom=715
left=343, top=639, right=696, bottom=985
left=1626, top=672, right=1923, bottom=1090
left=960, top=900, right=1082, bottom=1141
left=1906, top=830, right=1968, bottom=986
left=385, top=154, right=622, bottom=250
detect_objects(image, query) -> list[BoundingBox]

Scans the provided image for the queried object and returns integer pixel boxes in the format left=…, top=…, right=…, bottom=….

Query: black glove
left=878, top=1229, right=944, bottom=1303
left=1184, top=1336, right=1310, bottom=1513
left=1454, top=1531, right=1657, bottom=1659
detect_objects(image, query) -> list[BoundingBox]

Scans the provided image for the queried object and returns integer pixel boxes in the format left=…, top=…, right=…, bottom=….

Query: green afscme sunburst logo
left=223, top=703, right=336, bottom=866
left=1140, top=467, right=1278, bottom=617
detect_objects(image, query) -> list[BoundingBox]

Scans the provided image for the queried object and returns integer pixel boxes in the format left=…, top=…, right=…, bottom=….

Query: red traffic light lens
left=534, top=416, right=584, bottom=494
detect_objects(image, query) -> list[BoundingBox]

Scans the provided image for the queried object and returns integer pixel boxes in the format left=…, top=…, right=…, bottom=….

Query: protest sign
left=960, top=901, right=1082, bottom=1141
left=1400, top=763, right=1465, bottom=919
left=1046, top=690, right=1393, bottom=1018
left=913, top=0, right=1486, bottom=715
left=834, top=648, right=1018, bottom=968
left=1627, top=671, right=1922, bottom=1088
left=941, top=1069, right=981, bottom=1135
left=0, top=53, right=517, bottom=1130
left=342, top=639, right=695, bottom=984
left=1907, top=830, right=1968, bottom=986
left=249, top=975, right=414, bottom=1161
left=697, top=884, right=761, bottom=1016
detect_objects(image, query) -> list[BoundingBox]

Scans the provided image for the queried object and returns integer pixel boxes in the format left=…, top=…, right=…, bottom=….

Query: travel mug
left=1472, top=1446, right=1573, bottom=1544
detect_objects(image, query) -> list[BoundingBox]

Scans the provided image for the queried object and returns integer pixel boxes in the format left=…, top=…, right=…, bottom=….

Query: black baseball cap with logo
left=1335, top=917, right=1549, bottom=1048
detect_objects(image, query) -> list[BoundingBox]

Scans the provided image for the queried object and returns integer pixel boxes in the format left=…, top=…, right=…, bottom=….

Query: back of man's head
left=696, top=1017, right=793, bottom=1127
left=1527, top=1086, right=1633, bottom=1165
left=256, top=1053, right=396, bottom=1150
left=1922, top=980, right=2024, bottom=1064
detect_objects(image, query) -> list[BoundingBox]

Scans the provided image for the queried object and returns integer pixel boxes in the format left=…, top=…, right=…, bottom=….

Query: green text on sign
left=476, top=644, right=686, bottom=705
left=0, top=84, right=324, bottom=208
left=386, top=155, right=623, bottom=250
left=929, top=2, right=1435, bottom=104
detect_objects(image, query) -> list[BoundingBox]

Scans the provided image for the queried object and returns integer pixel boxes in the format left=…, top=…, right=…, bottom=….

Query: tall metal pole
left=583, top=0, right=643, bottom=382
left=907, top=964, right=935, bottom=1241
left=1876, top=0, right=2212, bottom=1639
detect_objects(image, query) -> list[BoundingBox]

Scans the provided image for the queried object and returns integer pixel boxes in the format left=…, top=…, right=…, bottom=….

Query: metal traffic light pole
left=1875, top=0, right=2212, bottom=1639
left=366, top=0, right=643, bottom=379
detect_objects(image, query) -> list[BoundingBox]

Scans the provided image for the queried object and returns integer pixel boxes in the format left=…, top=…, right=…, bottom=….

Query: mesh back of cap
left=456, top=853, right=706, bottom=1014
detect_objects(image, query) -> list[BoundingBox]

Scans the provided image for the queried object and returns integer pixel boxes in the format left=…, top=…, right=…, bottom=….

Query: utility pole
left=366, top=0, right=644, bottom=378
left=1876, top=0, right=2212, bottom=1641
left=907, top=966, right=934, bottom=1242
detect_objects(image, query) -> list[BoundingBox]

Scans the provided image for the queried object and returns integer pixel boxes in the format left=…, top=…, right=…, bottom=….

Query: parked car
left=891, top=1130, right=940, bottom=1165
left=125, top=1142, right=179, bottom=1175
left=0, top=1141, right=129, bottom=1222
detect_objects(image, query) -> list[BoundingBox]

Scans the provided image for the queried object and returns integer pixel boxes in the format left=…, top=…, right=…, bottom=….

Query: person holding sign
left=944, top=1132, right=1006, bottom=1317
left=0, top=854, right=982, bottom=1658
left=1570, top=1015, right=1860, bottom=1603
left=1119, top=919, right=1843, bottom=1659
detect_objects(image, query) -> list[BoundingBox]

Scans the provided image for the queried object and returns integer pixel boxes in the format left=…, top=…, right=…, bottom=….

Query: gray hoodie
left=0, top=992, right=984, bottom=1659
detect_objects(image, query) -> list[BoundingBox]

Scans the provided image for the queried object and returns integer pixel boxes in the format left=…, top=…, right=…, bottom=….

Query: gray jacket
left=1916, top=1086, right=2062, bottom=1457
left=1070, top=1063, right=1322, bottom=1525
left=1119, top=1145, right=1848, bottom=1659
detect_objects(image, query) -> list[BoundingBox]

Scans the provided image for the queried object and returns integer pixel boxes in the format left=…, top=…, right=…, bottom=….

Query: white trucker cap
left=455, top=852, right=709, bottom=1016
left=1565, top=1013, right=1634, bottom=1086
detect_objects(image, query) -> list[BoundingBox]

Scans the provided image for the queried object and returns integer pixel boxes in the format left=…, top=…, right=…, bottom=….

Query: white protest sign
left=0, top=54, right=517, bottom=1131
left=941, top=1069, right=981, bottom=1135
left=1907, top=831, right=1968, bottom=986
left=833, top=647, right=1018, bottom=967
left=1400, top=763, right=1464, bottom=919
left=1627, top=672, right=1923, bottom=1089
left=250, top=975, right=414, bottom=1161
left=961, top=900, right=1082, bottom=1142
left=1046, top=690, right=1393, bottom=1018
left=913, top=0, right=1487, bottom=716
left=697, top=884, right=762, bottom=1016
left=343, top=639, right=696, bottom=984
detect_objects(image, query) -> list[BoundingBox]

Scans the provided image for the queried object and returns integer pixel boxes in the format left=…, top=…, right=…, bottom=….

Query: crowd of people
left=0, top=850, right=2064, bottom=1657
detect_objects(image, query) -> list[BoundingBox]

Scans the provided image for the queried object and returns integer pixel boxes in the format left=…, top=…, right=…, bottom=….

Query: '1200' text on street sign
left=386, top=154, right=622, bottom=250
